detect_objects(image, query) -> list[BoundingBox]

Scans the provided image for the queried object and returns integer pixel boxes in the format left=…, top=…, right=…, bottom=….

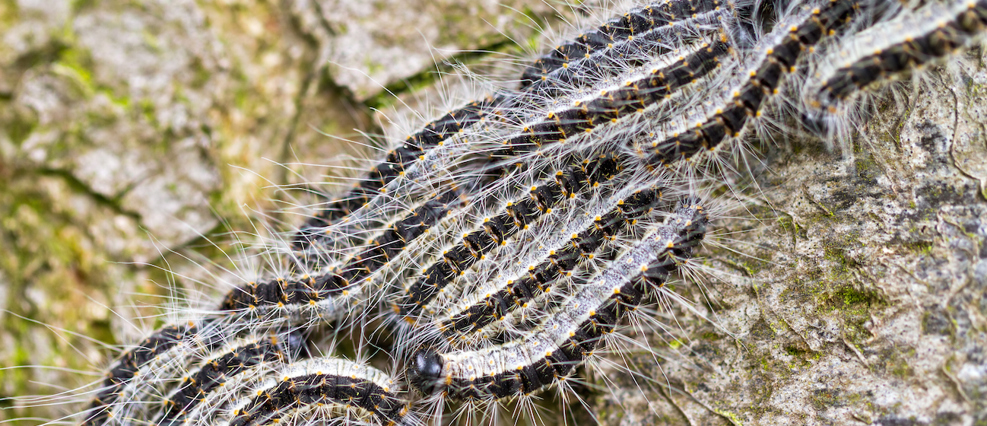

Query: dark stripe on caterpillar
left=84, top=319, right=227, bottom=426
left=293, top=3, right=726, bottom=252
left=437, top=186, right=672, bottom=340
left=220, top=189, right=463, bottom=321
left=228, top=358, right=413, bottom=426
left=396, top=153, right=624, bottom=319
left=645, top=0, right=858, bottom=168
left=408, top=197, right=708, bottom=401
left=291, top=30, right=731, bottom=275
left=521, top=0, right=732, bottom=96
left=493, top=35, right=733, bottom=168
left=296, top=0, right=726, bottom=241
left=293, top=97, right=497, bottom=251
left=812, top=0, right=987, bottom=111
left=155, top=331, right=305, bottom=426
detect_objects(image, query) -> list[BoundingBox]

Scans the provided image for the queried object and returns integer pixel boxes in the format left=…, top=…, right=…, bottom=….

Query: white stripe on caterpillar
left=427, top=184, right=675, bottom=345
left=225, top=358, right=415, bottom=426
left=806, top=0, right=987, bottom=113
left=154, top=330, right=305, bottom=426
left=408, top=197, right=708, bottom=402
left=83, top=318, right=237, bottom=426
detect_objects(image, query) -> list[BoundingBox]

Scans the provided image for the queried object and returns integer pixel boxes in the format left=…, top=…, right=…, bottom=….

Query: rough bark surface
left=592, top=68, right=987, bottom=425
left=0, top=1, right=984, bottom=425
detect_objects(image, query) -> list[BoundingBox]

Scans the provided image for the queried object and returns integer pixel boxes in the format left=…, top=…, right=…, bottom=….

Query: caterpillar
left=806, top=0, right=987, bottom=112
left=395, top=153, right=624, bottom=320
left=226, top=358, right=414, bottom=426
left=433, top=186, right=673, bottom=343
left=407, top=197, right=708, bottom=401
left=83, top=319, right=226, bottom=426
left=154, top=330, right=305, bottom=426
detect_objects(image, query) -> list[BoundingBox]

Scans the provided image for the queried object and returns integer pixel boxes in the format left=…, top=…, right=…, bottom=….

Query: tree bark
left=0, top=1, right=983, bottom=425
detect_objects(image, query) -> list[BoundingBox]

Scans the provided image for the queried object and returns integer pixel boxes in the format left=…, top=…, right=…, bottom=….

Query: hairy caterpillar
left=226, top=358, right=414, bottom=426
left=407, top=197, right=708, bottom=401
left=433, top=185, right=672, bottom=342
left=806, top=0, right=987, bottom=111
left=154, top=330, right=305, bottom=426
left=395, top=153, right=623, bottom=320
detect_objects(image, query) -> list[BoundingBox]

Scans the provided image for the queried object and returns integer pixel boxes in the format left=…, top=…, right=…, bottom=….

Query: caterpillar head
left=408, top=348, right=444, bottom=396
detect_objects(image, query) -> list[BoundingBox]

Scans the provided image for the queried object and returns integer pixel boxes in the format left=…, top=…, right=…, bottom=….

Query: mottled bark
left=592, top=65, right=987, bottom=425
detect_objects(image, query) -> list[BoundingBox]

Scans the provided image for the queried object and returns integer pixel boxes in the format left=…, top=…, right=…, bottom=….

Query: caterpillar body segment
left=293, top=96, right=499, bottom=250
left=220, top=189, right=465, bottom=326
left=154, top=330, right=306, bottom=426
left=642, top=0, right=860, bottom=169
left=394, top=153, right=627, bottom=322
left=226, top=358, right=416, bottom=426
left=408, top=198, right=709, bottom=401
left=808, top=0, right=987, bottom=112
left=431, top=185, right=676, bottom=343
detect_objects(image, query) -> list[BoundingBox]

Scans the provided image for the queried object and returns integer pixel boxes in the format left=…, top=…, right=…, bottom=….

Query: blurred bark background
left=0, top=0, right=984, bottom=425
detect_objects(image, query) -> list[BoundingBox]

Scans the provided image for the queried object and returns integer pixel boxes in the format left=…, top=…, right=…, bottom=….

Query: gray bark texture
left=0, top=0, right=985, bottom=425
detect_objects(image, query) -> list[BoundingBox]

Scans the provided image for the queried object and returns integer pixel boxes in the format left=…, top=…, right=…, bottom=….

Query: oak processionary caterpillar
left=408, top=198, right=708, bottom=402
left=15, top=0, right=987, bottom=425
left=226, top=358, right=414, bottom=426
left=154, top=331, right=305, bottom=426
left=807, top=0, right=987, bottom=111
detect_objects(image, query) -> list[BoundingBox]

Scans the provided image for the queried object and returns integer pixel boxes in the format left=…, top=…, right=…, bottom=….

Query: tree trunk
left=0, top=1, right=983, bottom=425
